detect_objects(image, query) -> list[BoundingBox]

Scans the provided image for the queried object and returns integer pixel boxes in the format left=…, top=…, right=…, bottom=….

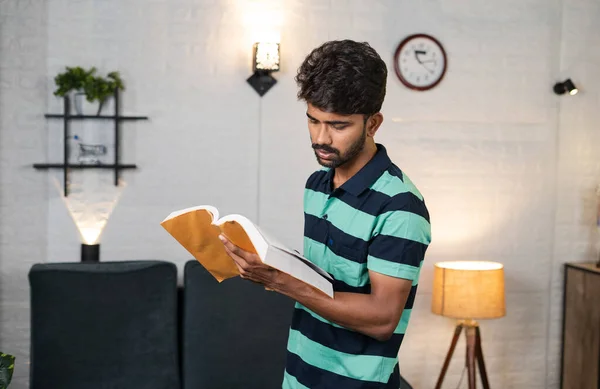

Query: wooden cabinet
left=561, top=263, right=600, bottom=389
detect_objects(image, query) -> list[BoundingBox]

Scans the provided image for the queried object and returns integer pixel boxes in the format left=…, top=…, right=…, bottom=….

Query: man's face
left=307, top=104, right=367, bottom=169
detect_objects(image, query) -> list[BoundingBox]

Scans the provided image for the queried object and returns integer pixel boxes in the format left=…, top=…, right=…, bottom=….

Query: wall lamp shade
left=553, top=78, right=578, bottom=95
left=247, top=42, right=280, bottom=97
left=253, top=42, right=280, bottom=72
left=431, top=261, right=506, bottom=320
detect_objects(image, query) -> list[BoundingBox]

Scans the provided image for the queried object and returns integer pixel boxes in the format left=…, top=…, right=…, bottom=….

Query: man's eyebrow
left=306, top=112, right=351, bottom=125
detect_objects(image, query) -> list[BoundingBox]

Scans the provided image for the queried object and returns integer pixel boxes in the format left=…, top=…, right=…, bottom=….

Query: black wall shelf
left=44, top=114, right=148, bottom=120
left=34, top=163, right=137, bottom=169
left=33, top=89, right=148, bottom=196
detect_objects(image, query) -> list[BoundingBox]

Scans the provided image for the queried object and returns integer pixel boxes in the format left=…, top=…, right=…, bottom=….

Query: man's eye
left=332, top=125, right=347, bottom=130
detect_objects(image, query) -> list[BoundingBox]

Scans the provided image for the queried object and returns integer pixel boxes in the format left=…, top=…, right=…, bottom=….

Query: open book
left=161, top=205, right=334, bottom=298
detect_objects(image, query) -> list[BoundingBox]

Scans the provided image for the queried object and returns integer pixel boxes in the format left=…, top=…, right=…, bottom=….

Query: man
left=219, top=40, right=431, bottom=388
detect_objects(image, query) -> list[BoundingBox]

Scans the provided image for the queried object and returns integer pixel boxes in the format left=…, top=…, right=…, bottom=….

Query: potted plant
left=53, top=66, right=96, bottom=114
left=53, top=67, right=125, bottom=116
left=83, top=71, right=125, bottom=116
left=0, top=352, right=14, bottom=389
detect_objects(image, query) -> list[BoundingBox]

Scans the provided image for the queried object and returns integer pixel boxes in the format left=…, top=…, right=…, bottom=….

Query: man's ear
left=366, top=113, right=384, bottom=137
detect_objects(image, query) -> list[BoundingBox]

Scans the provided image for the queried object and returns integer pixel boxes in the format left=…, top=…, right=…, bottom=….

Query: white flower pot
left=72, top=91, right=103, bottom=116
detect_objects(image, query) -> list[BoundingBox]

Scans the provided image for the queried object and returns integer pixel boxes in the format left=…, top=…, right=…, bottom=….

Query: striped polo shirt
left=283, top=143, right=431, bottom=389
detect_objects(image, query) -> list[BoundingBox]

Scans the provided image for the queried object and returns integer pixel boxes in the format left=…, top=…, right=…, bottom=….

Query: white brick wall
left=1, top=0, right=599, bottom=388
left=0, top=1, right=48, bottom=388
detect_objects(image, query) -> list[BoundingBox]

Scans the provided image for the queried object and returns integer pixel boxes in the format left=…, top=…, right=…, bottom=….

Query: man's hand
left=219, top=234, right=289, bottom=291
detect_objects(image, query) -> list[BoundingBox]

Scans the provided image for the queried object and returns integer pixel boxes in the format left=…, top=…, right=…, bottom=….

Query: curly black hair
left=295, top=40, right=387, bottom=116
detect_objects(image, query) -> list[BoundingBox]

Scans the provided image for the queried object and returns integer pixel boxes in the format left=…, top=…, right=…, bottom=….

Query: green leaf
left=0, top=353, right=15, bottom=389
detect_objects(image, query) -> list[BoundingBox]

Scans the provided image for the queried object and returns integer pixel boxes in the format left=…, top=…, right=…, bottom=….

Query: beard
left=312, top=127, right=367, bottom=169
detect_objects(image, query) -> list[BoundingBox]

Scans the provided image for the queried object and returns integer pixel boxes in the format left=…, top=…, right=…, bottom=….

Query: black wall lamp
left=247, top=42, right=280, bottom=97
left=553, top=78, right=578, bottom=96
left=81, top=243, right=100, bottom=262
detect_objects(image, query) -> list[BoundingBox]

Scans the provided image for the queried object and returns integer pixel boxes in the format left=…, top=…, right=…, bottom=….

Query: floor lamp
left=431, top=261, right=506, bottom=389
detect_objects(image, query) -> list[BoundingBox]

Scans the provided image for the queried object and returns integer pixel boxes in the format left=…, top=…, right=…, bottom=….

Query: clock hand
left=420, top=63, right=435, bottom=73
left=413, top=50, right=436, bottom=73
left=414, top=50, right=427, bottom=64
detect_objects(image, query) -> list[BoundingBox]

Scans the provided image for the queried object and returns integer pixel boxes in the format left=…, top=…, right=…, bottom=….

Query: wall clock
left=393, top=33, right=447, bottom=91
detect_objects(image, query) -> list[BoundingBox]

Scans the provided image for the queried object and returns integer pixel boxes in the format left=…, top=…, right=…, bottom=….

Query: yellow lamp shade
left=431, top=261, right=506, bottom=320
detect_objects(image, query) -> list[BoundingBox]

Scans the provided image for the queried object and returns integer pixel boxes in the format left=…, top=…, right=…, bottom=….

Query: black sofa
left=29, top=260, right=413, bottom=389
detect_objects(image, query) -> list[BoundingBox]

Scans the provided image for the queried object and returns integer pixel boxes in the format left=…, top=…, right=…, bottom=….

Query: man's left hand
left=219, top=234, right=286, bottom=291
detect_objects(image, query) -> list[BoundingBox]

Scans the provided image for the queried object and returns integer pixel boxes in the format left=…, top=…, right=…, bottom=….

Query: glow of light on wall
left=425, top=197, right=517, bottom=252
left=237, top=1, right=284, bottom=44
left=431, top=221, right=486, bottom=249
left=79, top=226, right=104, bottom=245
left=54, top=174, right=126, bottom=245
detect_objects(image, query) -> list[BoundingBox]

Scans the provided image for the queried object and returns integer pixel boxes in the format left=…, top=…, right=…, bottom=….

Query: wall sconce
left=553, top=78, right=578, bottom=95
left=81, top=242, right=100, bottom=262
left=247, top=42, right=280, bottom=97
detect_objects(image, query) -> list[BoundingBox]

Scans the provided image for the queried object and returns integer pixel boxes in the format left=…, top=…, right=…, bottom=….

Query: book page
left=266, top=246, right=334, bottom=298
left=257, top=226, right=332, bottom=281
left=272, top=246, right=333, bottom=281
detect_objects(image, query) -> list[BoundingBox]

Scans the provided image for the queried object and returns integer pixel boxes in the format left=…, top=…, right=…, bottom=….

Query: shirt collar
left=324, top=143, right=392, bottom=197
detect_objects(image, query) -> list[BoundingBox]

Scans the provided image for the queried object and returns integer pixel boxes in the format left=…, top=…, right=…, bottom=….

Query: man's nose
left=315, top=125, right=332, bottom=145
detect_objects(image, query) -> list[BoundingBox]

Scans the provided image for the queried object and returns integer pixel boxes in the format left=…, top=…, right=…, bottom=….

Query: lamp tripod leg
left=466, top=326, right=477, bottom=389
left=475, top=326, right=490, bottom=389
left=435, top=324, right=463, bottom=389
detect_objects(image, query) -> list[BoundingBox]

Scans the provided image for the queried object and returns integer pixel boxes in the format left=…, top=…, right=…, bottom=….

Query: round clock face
left=394, top=34, right=447, bottom=91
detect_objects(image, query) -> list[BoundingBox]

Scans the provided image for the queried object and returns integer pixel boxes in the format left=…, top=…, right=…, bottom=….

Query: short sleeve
left=367, top=205, right=431, bottom=281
